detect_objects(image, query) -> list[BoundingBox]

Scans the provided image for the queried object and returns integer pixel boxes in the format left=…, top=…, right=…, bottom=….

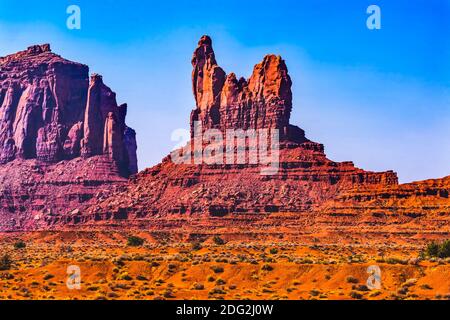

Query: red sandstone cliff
left=0, top=38, right=447, bottom=238
left=190, top=36, right=304, bottom=142
left=79, top=36, right=416, bottom=231
left=0, top=44, right=137, bottom=231
left=0, top=45, right=137, bottom=174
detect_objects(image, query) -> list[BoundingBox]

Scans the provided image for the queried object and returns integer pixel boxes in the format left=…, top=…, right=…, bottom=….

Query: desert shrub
left=211, top=266, right=224, bottom=274
left=355, top=285, right=369, bottom=292
left=191, top=242, right=202, bottom=251
left=14, top=241, right=26, bottom=249
left=397, top=286, right=409, bottom=295
left=87, top=286, right=100, bottom=291
left=350, top=291, right=363, bottom=299
left=424, top=240, right=450, bottom=258
left=438, top=240, right=450, bottom=258
left=112, top=257, right=125, bottom=267
left=425, top=242, right=440, bottom=257
left=213, top=236, right=225, bottom=246
left=261, top=264, right=274, bottom=271
left=385, top=257, right=407, bottom=265
left=402, top=278, right=417, bottom=287
left=127, top=236, right=145, bottom=247
left=209, top=287, right=226, bottom=295
left=163, top=289, right=175, bottom=298
left=0, top=254, right=12, bottom=270
left=107, top=292, right=120, bottom=298
left=43, top=274, right=54, bottom=280
left=192, top=283, right=205, bottom=290
left=369, top=290, right=382, bottom=297
left=120, top=273, right=133, bottom=281
left=309, top=289, right=320, bottom=297
left=420, top=284, right=432, bottom=290
left=346, top=276, right=359, bottom=284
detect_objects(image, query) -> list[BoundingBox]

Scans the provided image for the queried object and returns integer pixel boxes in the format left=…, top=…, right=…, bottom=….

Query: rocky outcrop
left=82, top=36, right=420, bottom=232
left=0, top=44, right=88, bottom=163
left=1, top=37, right=448, bottom=239
left=190, top=36, right=304, bottom=142
left=0, top=44, right=138, bottom=231
left=0, top=44, right=137, bottom=175
left=0, top=156, right=127, bottom=231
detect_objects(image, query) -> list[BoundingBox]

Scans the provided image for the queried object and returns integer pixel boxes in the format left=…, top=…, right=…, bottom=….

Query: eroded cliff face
left=0, top=44, right=137, bottom=231
left=0, top=44, right=137, bottom=175
left=1, top=38, right=447, bottom=238
left=190, top=35, right=303, bottom=142
left=80, top=36, right=417, bottom=232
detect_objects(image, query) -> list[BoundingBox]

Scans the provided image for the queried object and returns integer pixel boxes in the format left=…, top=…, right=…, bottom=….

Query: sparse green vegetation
left=211, top=266, right=224, bottom=274
left=424, top=240, right=450, bottom=258
left=346, top=276, right=359, bottom=284
left=261, top=264, right=274, bottom=271
left=13, top=241, right=26, bottom=250
left=43, top=274, right=54, bottom=281
left=127, top=236, right=145, bottom=247
left=0, top=235, right=445, bottom=300
left=192, top=283, right=205, bottom=290
left=213, top=236, right=225, bottom=246
left=350, top=291, right=363, bottom=299
left=191, top=241, right=202, bottom=251
left=0, top=254, right=12, bottom=271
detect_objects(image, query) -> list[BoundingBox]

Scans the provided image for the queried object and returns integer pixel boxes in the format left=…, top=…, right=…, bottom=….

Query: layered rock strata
left=81, top=36, right=407, bottom=230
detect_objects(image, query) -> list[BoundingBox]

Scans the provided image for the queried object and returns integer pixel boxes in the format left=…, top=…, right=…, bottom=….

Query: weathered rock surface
left=79, top=36, right=450, bottom=240
left=0, top=45, right=137, bottom=231
left=190, top=35, right=303, bottom=142
left=0, top=156, right=127, bottom=231
left=0, top=44, right=137, bottom=174
left=1, top=37, right=448, bottom=240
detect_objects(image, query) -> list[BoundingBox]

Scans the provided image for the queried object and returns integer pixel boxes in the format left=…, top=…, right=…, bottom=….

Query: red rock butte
left=80, top=36, right=447, bottom=236
left=0, top=37, right=448, bottom=241
left=0, top=44, right=137, bottom=231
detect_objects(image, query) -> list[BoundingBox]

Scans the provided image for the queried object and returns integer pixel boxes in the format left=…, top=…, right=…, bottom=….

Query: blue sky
left=0, top=0, right=449, bottom=182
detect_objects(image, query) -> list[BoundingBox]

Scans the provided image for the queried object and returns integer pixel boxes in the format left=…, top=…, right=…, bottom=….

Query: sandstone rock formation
left=1, top=37, right=448, bottom=240
left=0, top=44, right=137, bottom=231
left=82, top=36, right=449, bottom=238
left=190, top=35, right=304, bottom=142
left=0, top=44, right=137, bottom=174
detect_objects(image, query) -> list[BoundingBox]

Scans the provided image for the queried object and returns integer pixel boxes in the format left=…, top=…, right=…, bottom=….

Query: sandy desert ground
left=0, top=231, right=449, bottom=300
